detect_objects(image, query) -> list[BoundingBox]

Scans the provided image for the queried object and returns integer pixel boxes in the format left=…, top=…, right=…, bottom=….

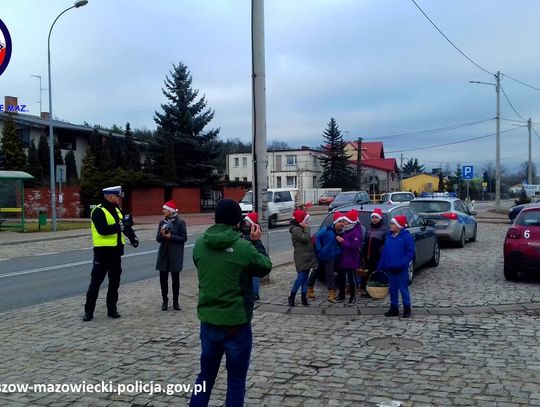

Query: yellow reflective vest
left=91, top=204, right=126, bottom=247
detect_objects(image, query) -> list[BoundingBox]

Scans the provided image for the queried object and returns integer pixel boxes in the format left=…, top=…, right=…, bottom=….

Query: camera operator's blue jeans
left=189, top=322, right=252, bottom=407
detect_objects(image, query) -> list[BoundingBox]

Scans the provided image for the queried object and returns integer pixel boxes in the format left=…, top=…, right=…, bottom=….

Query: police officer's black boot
left=288, top=292, right=296, bottom=306
left=301, top=292, right=309, bottom=306
left=402, top=306, right=412, bottom=318
left=162, top=299, right=168, bottom=311
left=384, top=305, right=399, bottom=317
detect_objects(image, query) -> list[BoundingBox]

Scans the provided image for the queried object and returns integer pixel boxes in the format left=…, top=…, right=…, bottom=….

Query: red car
left=503, top=206, right=540, bottom=280
left=318, top=190, right=339, bottom=205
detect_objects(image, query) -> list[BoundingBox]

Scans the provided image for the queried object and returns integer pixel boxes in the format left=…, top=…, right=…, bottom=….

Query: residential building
left=0, top=96, right=144, bottom=175
left=344, top=140, right=400, bottom=193
left=226, top=147, right=323, bottom=190
left=402, top=173, right=440, bottom=195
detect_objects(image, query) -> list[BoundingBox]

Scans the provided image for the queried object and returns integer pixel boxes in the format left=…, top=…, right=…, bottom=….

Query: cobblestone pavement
left=1, top=222, right=540, bottom=406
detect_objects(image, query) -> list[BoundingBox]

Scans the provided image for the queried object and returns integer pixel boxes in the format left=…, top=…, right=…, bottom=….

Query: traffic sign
left=462, top=165, right=474, bottom=180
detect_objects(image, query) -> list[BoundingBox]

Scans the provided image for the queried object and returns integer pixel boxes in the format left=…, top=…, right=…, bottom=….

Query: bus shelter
left=0, top=170, right=34, bottom=231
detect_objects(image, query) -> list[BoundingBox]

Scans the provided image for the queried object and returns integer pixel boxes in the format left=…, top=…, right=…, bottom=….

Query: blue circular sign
left=0, top=18, right=12, bottom=76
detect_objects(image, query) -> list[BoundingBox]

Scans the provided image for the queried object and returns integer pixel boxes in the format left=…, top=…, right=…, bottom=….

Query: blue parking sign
left=462, top=165, right=474, bottom=180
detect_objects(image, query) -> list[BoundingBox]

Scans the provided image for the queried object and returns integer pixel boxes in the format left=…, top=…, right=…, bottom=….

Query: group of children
left=155, top=200, right=415, bottom=319
left=287, top=207, right=415, bottom=318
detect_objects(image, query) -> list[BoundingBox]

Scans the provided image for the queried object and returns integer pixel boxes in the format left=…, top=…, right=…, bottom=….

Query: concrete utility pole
left=528, top=118, right=532, bottom=185
left=495, top=71, right=501, bottom=212
left=356, top=137, right=362, bottom=190
left=400, top=154, right=403, bottom=190
left=251, top=0, right=268, bottom=233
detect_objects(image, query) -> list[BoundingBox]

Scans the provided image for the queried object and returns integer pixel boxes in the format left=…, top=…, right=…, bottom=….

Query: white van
left=239, top=188, right=297, bottom=228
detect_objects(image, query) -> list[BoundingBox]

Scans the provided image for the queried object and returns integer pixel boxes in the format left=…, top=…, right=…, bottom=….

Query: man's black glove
left=130, top=236, right=139, bottom=248
left=123, top=213, right=134, bottom=228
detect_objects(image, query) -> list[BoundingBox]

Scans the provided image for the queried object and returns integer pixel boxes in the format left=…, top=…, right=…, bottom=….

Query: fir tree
left=54, top=137, right=64, bottom=166
left=26, top=140, right=43, bottom=185
left=37, top=135, right=50, bottom=181
left=402, top=158, right=425, bottom=175
left=64, top=149, right=78, bottom=185
left=319, top=118, right=355, bottom=188
left=151, top=62, right=220, bottom=184
left=1, top=113, right=27, bottom=171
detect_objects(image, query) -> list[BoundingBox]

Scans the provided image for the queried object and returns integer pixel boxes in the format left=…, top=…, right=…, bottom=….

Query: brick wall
left=172, top=188, right=200, bottom=213
left=24, top=186, right=82, bottom=218
left=223, top=187, right=248, bottom=202
left=131, top=188, right=164, bottom=216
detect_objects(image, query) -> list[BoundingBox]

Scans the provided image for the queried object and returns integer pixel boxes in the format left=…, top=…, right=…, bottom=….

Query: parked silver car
left=409, top=197, right=477, bottom=247
left=380, top=191, right=415, bottom=205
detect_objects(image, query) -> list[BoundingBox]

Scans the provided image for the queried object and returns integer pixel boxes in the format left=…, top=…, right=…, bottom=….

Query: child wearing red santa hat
left=377, top=215, right=415, bottom=318
left=288, top=209, right=317, bottom=306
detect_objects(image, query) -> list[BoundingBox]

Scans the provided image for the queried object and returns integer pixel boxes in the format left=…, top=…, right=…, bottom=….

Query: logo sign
left=56, top=165, right=67, bottom=183
left=462, top=165, right=474, bottom=180
left=0, top=18, right=12, bottom=76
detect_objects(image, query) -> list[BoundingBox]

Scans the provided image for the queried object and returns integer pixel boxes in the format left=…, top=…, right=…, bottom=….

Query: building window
left=17, top=129, right=30, bottom=148
left=313, top=176, right=317, bottom=187
left=286, top=155, right=296, bottom=166
left=276, top=176, right=282, bottom=188
left=234, top=177, right=240, bottom=181
left=57, top=133, right=76, bottom=150
left=242, top=157, right=247, bottom=167
left=243, top=177, right=247, bottom=182
left=286, top=176, right=296, bottom=187
left=234, top=158, right=239, bottom=167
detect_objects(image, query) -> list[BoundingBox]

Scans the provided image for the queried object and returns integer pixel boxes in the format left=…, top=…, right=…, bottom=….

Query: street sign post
left=462, top=166, right=474, bottom=201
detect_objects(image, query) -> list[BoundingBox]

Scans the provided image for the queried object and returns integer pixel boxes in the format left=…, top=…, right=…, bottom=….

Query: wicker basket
left=366, top=284, right=388, bottom=299
left=366, top=271, right=389, bottom=299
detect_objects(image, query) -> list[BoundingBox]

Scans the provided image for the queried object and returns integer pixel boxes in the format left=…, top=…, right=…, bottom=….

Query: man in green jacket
left=190, top=199, right=272, bottom=407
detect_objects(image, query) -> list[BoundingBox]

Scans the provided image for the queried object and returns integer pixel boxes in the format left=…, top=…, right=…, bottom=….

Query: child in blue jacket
left=377, top=215, right=415, bottom=318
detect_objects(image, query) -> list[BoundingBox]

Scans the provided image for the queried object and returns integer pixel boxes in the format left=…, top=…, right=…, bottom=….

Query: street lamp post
left=469, top=71, right=501, bottom=211
left=47, top=0, right=88, bottom=231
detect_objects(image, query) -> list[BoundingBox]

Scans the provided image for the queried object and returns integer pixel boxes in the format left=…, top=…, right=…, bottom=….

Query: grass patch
left=0, top=221, right=90, bottom=233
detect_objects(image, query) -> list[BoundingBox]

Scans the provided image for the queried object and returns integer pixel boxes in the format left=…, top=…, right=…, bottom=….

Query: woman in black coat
left=156, top=201, right=187, bottom=311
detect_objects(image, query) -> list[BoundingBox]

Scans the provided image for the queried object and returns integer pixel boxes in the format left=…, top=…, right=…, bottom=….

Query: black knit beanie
left=215, top=199, right=242, bottom=226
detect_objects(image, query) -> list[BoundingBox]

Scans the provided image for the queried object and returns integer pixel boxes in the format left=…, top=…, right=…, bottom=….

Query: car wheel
left=428, top=240, right=440, bottom=267
left=503, top=261, right=519, bottom=281
left=457, top=229, right=465, bottom=248
left=268, top=215, right=277, bottom=229
left=469, top=224, right=477, bottom=242
left=407, top=260, right=415, bottom=285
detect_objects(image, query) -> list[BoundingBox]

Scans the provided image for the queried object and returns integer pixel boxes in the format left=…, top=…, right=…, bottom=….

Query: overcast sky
left=2, top=0, right=540, bottom=172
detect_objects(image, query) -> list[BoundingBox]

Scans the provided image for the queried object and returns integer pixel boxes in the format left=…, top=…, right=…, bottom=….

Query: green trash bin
left=38, top=210, right=47, bottom=230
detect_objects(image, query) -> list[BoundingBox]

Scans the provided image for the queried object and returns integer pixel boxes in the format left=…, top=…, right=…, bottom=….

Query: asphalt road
left=0, top=219, right=323, bottom=313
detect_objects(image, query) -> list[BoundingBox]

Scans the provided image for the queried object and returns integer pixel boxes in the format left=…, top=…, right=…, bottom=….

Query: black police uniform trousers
left=85, top=248, right=122, bottom=316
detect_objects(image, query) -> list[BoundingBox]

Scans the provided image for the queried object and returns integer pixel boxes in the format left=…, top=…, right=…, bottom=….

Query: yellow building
left=402, top=173, right=439, bottom=195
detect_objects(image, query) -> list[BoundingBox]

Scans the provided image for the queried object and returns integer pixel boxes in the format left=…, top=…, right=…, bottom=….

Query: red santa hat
left=371, top=208, right=383, bottom=220
left=333, top=211, right=345, bottom=224
left=390, top=215, right=407, bottom=229
left=343, top=209, right=359, bottom=224
left=293, top=209, right=309, bottom=224
left=163, top=200, right=178, bottom=214
left=244, top=212, right=259, bottom=225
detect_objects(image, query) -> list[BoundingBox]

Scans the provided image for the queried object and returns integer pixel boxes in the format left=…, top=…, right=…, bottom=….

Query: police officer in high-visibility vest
left=83, top=185, right=139, bottom=321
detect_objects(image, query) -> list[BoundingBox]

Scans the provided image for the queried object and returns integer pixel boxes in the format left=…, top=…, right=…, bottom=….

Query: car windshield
left=392, top=193, right=414, bottom=202
left=516, top=210, right=540, bottom=226
left=333, top=193, right=355, bottom=204
left=410, top=200, right=451, bottom=213
left=240, top=192, right=253, bottom=204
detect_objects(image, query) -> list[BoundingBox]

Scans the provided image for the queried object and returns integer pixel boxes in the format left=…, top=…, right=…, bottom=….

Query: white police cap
left=102, top=185, right=122, bottom=196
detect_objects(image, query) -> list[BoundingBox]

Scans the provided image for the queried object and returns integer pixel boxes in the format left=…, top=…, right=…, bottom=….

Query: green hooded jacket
left=193, top=224, right=272, bottom=326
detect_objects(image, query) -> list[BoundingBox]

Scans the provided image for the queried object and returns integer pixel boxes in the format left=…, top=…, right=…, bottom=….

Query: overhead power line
left=500, top=85, right=527, bottom=121
left=502, top=73, right=540, bottom=93
left=410, top=0, right=493, bottom=76
left=363, top=118, right=493, bottom=140
left=386, top=126, right=521, bottom=154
